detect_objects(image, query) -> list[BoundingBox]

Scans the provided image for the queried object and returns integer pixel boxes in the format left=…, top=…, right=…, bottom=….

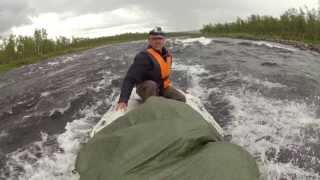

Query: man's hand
left=115, top=102, right=127, bottom=112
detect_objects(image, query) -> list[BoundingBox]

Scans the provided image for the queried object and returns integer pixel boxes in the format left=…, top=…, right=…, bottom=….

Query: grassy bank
left=0, top=31, right=198, bottom=75
left=0, top=46, right=91, bottom=73
left=201, top=8, right=320, bottom=50
left=202, top=32, right=320, bottom=45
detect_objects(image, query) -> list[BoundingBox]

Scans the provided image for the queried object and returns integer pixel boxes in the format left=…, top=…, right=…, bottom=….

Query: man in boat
left=116, top=27, right=186, bottom=111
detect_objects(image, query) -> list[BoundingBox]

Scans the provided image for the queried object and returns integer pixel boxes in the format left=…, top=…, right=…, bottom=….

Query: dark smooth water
left=1, top=37, right=320, bottom=180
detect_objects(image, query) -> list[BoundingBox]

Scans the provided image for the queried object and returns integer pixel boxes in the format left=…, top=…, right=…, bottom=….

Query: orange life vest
left=147, top=48, right=172, bottom=89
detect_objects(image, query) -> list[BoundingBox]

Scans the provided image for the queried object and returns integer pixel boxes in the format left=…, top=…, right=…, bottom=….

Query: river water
left=0, top=37, right=320, bottom=180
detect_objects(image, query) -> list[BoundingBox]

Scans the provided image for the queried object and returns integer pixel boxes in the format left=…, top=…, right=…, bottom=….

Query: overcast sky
left=0, top=0, right=318, bottom=39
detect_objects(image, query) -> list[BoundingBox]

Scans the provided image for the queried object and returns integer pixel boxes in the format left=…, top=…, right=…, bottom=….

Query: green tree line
left=0, top=29, right=149, bottom=65
left=0, top=28, right=195, bottom=74
left=201, top=8, right=320, bottom=42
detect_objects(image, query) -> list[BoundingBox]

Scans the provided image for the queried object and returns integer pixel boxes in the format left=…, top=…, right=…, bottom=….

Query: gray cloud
left=29, top=0, right=316, bottom=31
left=0, top=0, right=35, bottom=34
left=0, top=0, right=316, bottom=36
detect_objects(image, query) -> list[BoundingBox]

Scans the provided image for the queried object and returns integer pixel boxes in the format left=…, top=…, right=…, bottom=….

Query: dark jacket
left=118, top=46, right=171, bottom=103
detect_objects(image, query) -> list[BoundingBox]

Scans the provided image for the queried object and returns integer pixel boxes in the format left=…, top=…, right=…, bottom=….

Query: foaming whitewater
left=187, top=66, right=319, bottom=179
left=174, top=36, right=213, bottom=46
left=225, top=90, right=320, bottom=179
left=173, top=63, right=224, bottom=135
left=2, top=92, right=117, bottom=180
left=0, top=64, right=120, bottom=180
left=5, top=102, right=96, bottom=180
left=250, top=41, right=298, bottom=52
left=240, top=75, right=287, bottom=89
left=170, top=37, right=320, bottom=179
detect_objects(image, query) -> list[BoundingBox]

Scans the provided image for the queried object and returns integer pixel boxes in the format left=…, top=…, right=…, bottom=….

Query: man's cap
left=149, top=27, right=165, bottom=38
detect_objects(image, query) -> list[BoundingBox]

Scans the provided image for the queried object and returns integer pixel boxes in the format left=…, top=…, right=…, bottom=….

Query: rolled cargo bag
left=76, top=97, right=260, bottom=180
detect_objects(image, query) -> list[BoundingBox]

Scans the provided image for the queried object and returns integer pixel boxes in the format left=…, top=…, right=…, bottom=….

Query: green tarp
left=76, top=97, right=259, bottom=180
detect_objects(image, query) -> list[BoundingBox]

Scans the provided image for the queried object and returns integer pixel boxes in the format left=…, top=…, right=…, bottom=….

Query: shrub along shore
left=0, top=31, right=198, bottom=74
left=203, top=32, right=320, bottom=53
left=201, top=8, right=320, bottom=52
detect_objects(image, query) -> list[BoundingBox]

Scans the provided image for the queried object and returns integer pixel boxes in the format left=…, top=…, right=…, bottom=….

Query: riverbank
left=2, top=31, right=319, bottom=75
left=203, top=33, right=320, bottom=53
left=0, top=32, right=200, bottom=75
